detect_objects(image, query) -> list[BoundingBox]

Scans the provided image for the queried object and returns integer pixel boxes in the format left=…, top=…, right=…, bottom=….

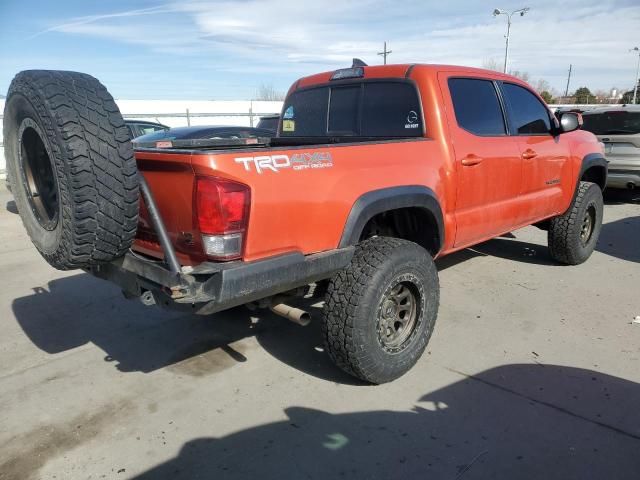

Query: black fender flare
left=579, top=153, right=608, bottom=189
left=338, top=185, right=444, bottom=252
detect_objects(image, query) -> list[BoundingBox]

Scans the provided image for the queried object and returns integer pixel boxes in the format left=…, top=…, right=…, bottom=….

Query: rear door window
left=502, top=83, right=551, bottom=135
left=280, top=81, right=423, bottom=137
left=448, top=78, right=506, bottom=136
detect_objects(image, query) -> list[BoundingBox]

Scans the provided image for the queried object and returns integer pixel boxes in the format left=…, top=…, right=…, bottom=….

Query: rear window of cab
left=279, top=80, right=424, bottom=138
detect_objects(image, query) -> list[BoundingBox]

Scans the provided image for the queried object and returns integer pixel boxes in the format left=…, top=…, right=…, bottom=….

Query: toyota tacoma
left=3, top=62, right=607, bottom=383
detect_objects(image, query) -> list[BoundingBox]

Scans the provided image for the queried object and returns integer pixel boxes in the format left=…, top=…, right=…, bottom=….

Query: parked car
left=581, top=105, right=640, bottom=189
left=132, top=125, right=273, bottom=145
left=256, top=115, right=280, bottom=133
left=3, top=66, right=606, bottom=384
left=125, top=120, right=168, bottom=139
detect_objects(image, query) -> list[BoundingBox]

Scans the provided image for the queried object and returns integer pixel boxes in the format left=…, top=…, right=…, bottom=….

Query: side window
left=448, top=78, right=506, bottom=136
left=502, top=83, right=551, bottom=135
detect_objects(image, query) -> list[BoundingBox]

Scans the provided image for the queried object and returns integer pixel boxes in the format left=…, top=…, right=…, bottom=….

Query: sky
left=0, top=0, right=638, bottom=100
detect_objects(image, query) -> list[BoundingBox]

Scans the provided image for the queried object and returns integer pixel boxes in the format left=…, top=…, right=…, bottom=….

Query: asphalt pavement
left=0, top=185, right=638, bottom=480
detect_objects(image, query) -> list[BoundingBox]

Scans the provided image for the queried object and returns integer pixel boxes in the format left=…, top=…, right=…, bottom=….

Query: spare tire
left=3, top=70, right=139, bottom=270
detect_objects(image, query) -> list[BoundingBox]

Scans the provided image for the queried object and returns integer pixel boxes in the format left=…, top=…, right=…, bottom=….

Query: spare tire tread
left=5, top=70, right=138, bottom=269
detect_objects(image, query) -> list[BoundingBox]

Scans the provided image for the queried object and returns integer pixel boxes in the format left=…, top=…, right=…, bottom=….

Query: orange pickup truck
left=3, top=63, right=607, bottom=383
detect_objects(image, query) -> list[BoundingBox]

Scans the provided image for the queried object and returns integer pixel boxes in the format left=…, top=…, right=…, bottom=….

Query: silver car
left=582, top=105, right=640, bottom=189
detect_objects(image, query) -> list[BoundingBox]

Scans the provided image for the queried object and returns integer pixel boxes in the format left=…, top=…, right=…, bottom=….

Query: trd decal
left=235, top=152, right=333, bottom=174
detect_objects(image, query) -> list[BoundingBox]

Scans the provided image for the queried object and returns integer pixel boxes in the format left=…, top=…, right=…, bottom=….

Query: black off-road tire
left=322, top=237, right=439, bottom=384
left=548, top=181, right=603, bottom=265
left=3, top=70, right=139, bottom=270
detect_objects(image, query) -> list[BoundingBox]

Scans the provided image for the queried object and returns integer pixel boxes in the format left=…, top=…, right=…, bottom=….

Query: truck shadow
left=596, top=215, right=640, bottom=263
left=10, top=274, right=360, bottom=384
left=10, top=212, right=638, bottom=381
left=127, top=364, right=640, bottom=480
left=439, top=213, right=640, bottom=268
left=604, top=188, right=640, bottom=205
left=435, top=235, right=557, bottom=269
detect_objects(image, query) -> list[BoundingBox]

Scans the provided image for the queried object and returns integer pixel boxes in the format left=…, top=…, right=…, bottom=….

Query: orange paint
left=133, top=64, right=602, bottom=266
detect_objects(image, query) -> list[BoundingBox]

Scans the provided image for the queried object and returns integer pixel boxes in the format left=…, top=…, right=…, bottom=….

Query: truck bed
left=132, top=135, right=444, bottom=266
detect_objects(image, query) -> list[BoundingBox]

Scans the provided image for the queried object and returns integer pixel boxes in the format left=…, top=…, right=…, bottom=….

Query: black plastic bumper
left=86, top=247, right=354, bottom=315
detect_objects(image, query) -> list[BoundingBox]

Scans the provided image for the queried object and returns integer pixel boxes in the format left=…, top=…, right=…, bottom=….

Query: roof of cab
left=294, top=63, right=519, bottom=90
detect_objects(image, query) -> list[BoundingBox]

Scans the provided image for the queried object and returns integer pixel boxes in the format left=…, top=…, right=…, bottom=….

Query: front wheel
left=548, top=181, right=603, bottom=265
left=321, top=237, right=439, bottom=384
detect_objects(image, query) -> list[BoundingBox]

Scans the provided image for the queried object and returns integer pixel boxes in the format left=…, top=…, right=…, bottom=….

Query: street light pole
left=631, top=47, right=640, bottom=104
left=503, top=16, right=511, bottom=73
left=493, top=7, right=530, bottom=74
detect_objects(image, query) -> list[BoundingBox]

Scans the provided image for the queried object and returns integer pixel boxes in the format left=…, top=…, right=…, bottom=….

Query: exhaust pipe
left=627, top=182, right=636, bottom=190
left=270, top=299, right=311, bottom=326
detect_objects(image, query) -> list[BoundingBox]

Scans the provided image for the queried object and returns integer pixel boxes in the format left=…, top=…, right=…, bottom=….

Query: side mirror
left=558, top=112, right=582, bottom=133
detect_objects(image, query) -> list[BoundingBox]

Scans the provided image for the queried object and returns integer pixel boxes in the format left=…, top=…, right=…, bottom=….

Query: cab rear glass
left=279, top=80, right=424, bottom=138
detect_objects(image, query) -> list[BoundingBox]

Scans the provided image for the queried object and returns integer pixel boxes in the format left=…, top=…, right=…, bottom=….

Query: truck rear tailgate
left=133, top=150, right=207, bottom=266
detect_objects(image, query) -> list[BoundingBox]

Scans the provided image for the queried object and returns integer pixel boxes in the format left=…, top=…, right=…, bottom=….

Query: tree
left=509, top=70, right=531, bottom=82
left=254, top=83, right=285, bottom=101
left=481, top=58, right=501, bottom=72
left=481, top=58, right=532, bottom=83
left=533, top=79, right=551, bottom=94
left=620, top=81, right=640, bottom=104
left=573, top=87, right=595, bottom=104
left=539, top=91, right=554, bottom=104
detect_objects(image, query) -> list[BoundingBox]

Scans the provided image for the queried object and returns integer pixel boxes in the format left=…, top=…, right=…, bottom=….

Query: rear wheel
left=548, top=181, right=603, bottom=265
left=3, top=70, right=139, bottom=269
left=322, top=237, right=439, bottom=384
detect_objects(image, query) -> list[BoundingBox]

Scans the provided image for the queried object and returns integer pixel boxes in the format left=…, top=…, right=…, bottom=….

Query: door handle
left=461, top=154, right=483, bottom=166
left=521, top=149, right=538, bottom=160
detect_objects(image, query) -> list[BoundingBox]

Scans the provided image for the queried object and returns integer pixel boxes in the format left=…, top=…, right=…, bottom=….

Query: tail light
left=195, top=177, right=250, bottom=260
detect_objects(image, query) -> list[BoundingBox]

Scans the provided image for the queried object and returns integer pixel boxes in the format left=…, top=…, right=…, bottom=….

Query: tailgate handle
left=461, top=154, right=484, bottom=166
left=522, top=149, right=538, bottom=160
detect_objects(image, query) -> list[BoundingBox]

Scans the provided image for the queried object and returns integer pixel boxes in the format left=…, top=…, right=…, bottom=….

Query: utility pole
left=564, top=64, right=572, bottom=98
left=377, top=41, right=392, bottom=65
left=631, top=47, right=640, bottom=104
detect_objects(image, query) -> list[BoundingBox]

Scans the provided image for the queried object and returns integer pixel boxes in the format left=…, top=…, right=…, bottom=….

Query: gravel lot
left=0, top=184, right=638, bottom=480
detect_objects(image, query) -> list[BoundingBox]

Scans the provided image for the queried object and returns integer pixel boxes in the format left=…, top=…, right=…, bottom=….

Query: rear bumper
left=86, top=247, right=354, bottom=315
left=607, top=169, right=640, bottom=189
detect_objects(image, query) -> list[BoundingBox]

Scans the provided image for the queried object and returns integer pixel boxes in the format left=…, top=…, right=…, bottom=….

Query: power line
left=377, top=41, right=392, bottom=65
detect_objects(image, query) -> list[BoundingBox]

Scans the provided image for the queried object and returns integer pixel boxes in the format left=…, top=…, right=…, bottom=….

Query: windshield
left=582, top=110, right=640, bottom=135
left=279, top=80, right=424, bottom=138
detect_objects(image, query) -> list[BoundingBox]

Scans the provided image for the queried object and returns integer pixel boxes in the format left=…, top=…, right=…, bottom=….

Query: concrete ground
left=0, top=184, right=638, bottom=480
